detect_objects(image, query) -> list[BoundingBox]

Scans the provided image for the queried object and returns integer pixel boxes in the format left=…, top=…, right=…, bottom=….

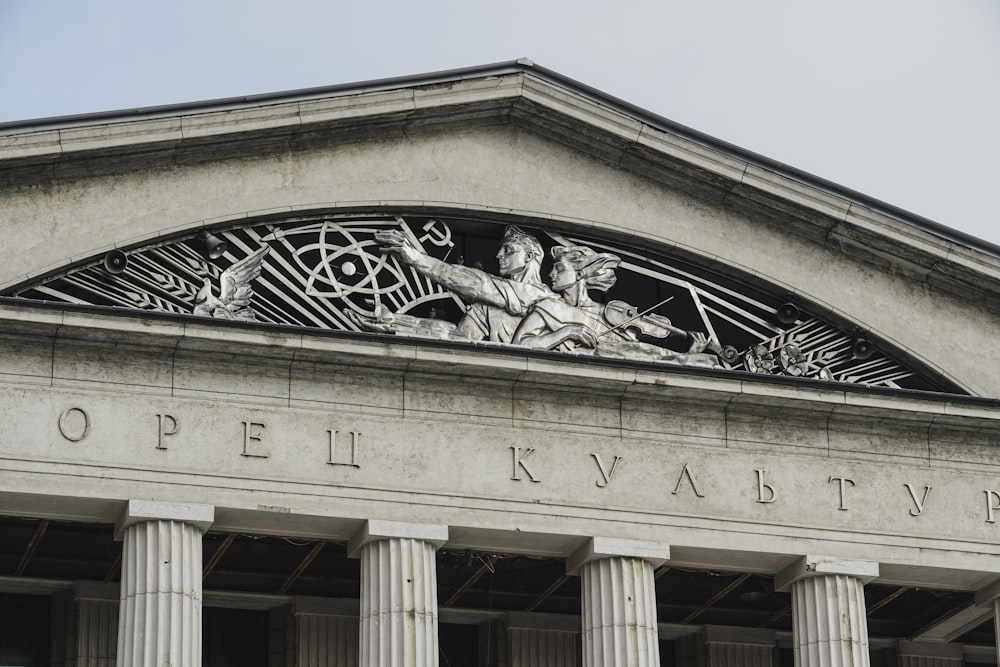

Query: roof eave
left=0, top=59, right=993, bottom=259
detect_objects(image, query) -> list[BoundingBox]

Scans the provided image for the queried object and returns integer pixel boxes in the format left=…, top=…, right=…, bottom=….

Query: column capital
left=114, top=499, right=214, bottom=539
left=566, top=536, right=670, bottom=575
left=347, top=519, right=448, bottom=557
left=774, top=554, right=878, bottom=592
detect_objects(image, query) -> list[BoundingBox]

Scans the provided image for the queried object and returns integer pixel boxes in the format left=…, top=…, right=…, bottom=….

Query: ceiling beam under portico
left=14, top=519, right=48, bottom=577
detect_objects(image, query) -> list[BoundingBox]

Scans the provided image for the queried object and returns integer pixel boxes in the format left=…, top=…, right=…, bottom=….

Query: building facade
left=1, top=61, right=999, bottom=667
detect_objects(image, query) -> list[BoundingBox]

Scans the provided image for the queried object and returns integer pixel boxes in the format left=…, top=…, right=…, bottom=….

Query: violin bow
left=597, top=296, right=674, bottom=339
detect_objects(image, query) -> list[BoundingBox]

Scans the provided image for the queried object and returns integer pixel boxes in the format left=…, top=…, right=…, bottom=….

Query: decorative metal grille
left=7, top=213, right=958, bottom=393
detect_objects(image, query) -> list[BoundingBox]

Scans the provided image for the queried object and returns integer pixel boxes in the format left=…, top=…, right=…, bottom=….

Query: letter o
left=58, top=407, right=91, bottom=442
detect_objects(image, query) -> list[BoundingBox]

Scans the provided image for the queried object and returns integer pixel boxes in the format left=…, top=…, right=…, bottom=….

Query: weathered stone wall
left=1, top=307, right=998, bottom=589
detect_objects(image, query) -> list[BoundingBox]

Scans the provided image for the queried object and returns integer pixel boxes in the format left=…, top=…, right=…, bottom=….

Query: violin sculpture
left=602, top=300, right=740, bottom=364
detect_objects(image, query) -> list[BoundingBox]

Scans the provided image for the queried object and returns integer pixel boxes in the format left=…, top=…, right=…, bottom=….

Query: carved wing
left=219, top=246, right=270, bottom=308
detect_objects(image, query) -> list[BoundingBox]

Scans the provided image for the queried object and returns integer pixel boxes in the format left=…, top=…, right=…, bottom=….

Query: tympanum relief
left=7, top=214, right=954, bottom=391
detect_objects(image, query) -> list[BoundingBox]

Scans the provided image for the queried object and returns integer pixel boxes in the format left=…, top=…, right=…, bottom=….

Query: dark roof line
left=1, top=58, right=997, bottom=258
left=0, top=60, right=533, bottom=132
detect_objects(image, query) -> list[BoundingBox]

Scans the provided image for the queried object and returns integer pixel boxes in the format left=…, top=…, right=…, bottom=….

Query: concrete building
left=0, top=60, right=999, bottom=667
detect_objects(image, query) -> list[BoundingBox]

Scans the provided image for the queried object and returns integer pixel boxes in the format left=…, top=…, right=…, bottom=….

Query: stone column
left=567, top=537, right=670, bottom=667
left=896, top=641, right=964, bottom=667
left=293, top=597, right=360, bottom=667
left=775, top=556, right=879, bottom=667
left=73, top=582, right=119, bottom=667
left=114, top=499, right=214, bottom=667
left=507, top=611, right=578, bottom=667
left=348, top=520, right=448, bottom=667
left=701, top=626, right=776, bottom=667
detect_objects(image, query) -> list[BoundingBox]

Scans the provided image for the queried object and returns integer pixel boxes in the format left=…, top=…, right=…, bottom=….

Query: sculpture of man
left=349, top=226, right=555, bottom=342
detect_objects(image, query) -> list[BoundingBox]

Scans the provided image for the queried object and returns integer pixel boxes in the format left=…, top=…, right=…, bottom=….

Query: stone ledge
left=0, top=301, right=997, bottom=432
left=347, top=519, right=449, bottom=557
left=114, top=499, right=215, bottom=539
left=774, top=554, right=879, bottom=591
left=566, top=536, right=670, bottom=574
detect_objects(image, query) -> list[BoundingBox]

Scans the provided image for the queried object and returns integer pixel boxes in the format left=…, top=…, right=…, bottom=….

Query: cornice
left=1, top=300, right=996, bottom=431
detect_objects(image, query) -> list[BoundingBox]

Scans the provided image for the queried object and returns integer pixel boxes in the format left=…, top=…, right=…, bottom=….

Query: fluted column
left=348, top=520, right=448, bottom=667
left=507, top=612, right=578, bottom=667
left=702, top=626, right=776, bottom=667
left=114, top=499, right=214, bottom=667
left=294, top=597, right=360, bottom=666
left=775, top=556, right=878, bottom=667
left=567, top=537, right=670, bottom=667
left=74, top=582, right=119, bottom=667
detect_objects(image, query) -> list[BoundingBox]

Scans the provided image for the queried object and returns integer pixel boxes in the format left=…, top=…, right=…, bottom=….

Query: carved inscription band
left=53, top=406, right=1000, bottom=524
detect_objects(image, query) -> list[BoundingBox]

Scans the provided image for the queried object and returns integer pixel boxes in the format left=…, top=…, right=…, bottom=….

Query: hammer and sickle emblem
left=418, top=219, right=453, bottom=248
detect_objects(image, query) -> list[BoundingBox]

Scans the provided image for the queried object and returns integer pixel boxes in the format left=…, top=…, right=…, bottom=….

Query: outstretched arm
left=376, top=230, right=509, bottom=309
left=512, top=312, right=599, bottom=350
left=346, top=305, right=464, bottom=340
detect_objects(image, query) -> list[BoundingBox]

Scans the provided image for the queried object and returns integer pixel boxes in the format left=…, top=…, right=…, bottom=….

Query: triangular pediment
left=1, top=62, right=998, bottom=397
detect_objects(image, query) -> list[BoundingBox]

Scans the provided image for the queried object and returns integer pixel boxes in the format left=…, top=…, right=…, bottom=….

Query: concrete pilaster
left=509, top=628, right=576, bottom=667
left=114, top=500, right=214, bottom=667
left=568, top=537, right=669, bottom=667
left=349, top=520, right=448, bottom=667
left=775, top=556, right=878, bottom=667
left=507, top=612, right=578, bottom=667
left=293, top=598, right=360, bottom=667
left=702, top=626, right=776, bottom=667
left=73, top=583, right=119, bottom=667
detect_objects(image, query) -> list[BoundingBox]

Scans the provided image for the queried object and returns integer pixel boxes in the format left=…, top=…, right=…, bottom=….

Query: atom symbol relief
left=295, top=222, right=406, bottom=299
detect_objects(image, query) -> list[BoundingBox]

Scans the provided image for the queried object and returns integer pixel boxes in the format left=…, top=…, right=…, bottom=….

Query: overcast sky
left=1, top=0, right=997, bottom=247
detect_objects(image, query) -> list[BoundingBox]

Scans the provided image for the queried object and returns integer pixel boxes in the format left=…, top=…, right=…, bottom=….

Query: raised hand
left=687, top=331, right=710, bottom=354
left=374, top=229, right=422, bottom=263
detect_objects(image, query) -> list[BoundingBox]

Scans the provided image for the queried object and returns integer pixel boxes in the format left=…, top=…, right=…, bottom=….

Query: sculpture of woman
left=511, top=245, right=718, bottom=368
